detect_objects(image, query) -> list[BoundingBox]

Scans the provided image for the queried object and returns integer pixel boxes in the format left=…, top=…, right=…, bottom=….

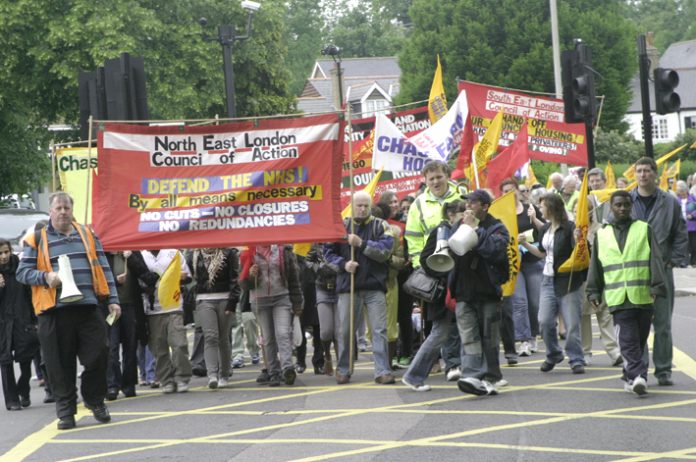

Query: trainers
left=482, top=380, right=498, bottom=396
left=657, top=376, right=674, bottom=386
left=518, top=341, right=531, bottom=357
left=208, top=376, right=219, bottom=389
left=176, top=381, right=189, bottom=393
left=43, top=390, right=56, bottom=404
left=398, top=356, right=412, bottom=367
left=336, top=373, right=350, bottom=384
left=86, top=403, right=111, bottom=423
left=106, top=388, right=119, bottom=401
left=632, top=377, right=648, bottom=396
left=268, top=373, right=281, bottom=387
left=218, top=377, right=230, bottom=388
left=611, top=356, right=624, bottom=367
left=232, top=358, right=245, bottom=369
left=507, top=357, right=518, bottom=366
left=446, top=368, right=461, bottom=382
left=540, top=360, right=558, bottom=372
left=402, top=376, right=431, bottom=392
left=375, top=374, right=396, bottom=384
left=256, top=369, right=271, bottom=385
left=20, top=395, right=31, bottom=408
left=529, top=339, right=538, bottom=353
left=162, top=382, right=176, bottom=394
left=57, top=415, right=76, bottom=430
left=251, top=354, right=260, bottom=365
left=284, top=368, right=297, bottom=385
left=571, top=364, right=585, bottom=374
left=457, top=377, right=488, bottom=396
left=493, top=378, right=509, bottom=388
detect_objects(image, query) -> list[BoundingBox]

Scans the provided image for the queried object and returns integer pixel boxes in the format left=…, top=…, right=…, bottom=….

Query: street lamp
left=200, top=1, right=260, bottom=118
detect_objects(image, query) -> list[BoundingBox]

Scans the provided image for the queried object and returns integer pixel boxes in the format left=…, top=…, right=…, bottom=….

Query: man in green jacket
left=586, top=190, right=666, bottom=396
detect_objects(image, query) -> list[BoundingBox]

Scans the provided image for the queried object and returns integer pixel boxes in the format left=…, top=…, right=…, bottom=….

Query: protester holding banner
left=141, top=249, right=192, bottom=394
left=499, top=179, right=544, bottom=358
left=246, top=245, right=303, bottom=387
left=582, top=168, right=622, bottom=367
left=405, top=161, right=462, bottom=269
left=324, top=191, right=395, bottom=385
left=17, top=192, right=120, bottom=430
left=402, top=200, right=466, bottom=392
left=630, top=157, right=688, bottom=386
left=187, top=248, right=241, bottom=389
left=305, top=245, right=338, bottom=376
left=450, top=190, right=510, bottom=397
left=519, top=194, right=586, bottom=374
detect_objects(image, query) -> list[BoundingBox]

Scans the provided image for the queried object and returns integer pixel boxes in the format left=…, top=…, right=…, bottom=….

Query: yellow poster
left=489, top=191, right=519, bottom=297
left=56, top=147, right=98, bottom=223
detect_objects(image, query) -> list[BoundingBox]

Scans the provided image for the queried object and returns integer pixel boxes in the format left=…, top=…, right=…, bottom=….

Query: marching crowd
left=0, top=155, right=690, bottom=430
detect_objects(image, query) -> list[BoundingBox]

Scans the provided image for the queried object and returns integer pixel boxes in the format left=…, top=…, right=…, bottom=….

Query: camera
left=321, top=45, right=341, bottom=56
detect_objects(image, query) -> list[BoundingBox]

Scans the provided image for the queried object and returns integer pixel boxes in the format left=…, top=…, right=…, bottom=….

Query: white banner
left=372, top=91, right=469, bottom=172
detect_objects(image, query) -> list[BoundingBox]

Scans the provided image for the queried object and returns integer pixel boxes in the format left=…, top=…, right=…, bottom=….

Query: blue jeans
left=441, top=315, right=462, bottom=372
left=538, top=276, right=584, bottom=367
left=337, top=290, right=391, bottom=377
left=404, top=312, right=456, bottom=385
left=512, top=260, right=543, bottom=341
left=455, top=299, right=502, bottom=382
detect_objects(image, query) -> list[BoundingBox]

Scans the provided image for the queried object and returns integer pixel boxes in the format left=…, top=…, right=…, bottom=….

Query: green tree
left=285, top=0, right=326, bottom=96
left=593, top=128, right=645, bottom=164
left=0, top=0, right=295, bottom=194
left=397, top=0, right=637, bottom=132
left=626, top=0, right=696, bottom=51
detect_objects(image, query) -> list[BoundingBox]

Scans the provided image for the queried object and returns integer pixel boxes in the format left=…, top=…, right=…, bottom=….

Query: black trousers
left=500, top=297, right=518, bottom=360
left=689, top=232, right=696, bottom=266
left=106, top=303, right=138, bottom=392
left=612, top=308, right=652, bottom=382
left=397, top=279, right=414, bottom=358
left=38, top=306, right=108, bottom=418
left=296, top=321, right=324, bottom=369
left=1, top=361, right=31, bottom=409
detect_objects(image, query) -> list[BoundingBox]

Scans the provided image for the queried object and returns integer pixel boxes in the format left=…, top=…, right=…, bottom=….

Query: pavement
left=674, top=267, right=696, bottom=296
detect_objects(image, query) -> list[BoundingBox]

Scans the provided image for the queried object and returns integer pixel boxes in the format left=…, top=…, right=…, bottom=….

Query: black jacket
left=187, top=249, right=241, bottom=311
left=0, top=254, right=39, bottom=364
left=538, top=221, right=586, bottom=296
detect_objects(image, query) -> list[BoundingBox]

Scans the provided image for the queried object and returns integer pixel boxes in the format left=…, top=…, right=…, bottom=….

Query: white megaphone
left=426, top=225, right=455, bottom=272
left=448, top=223, right=479, bottom=256
left=57, top=255, right=84, bottom=303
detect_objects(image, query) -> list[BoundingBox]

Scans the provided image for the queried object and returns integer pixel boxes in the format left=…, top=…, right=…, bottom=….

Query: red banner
left=94, top=114, right=345, bottom=250
left=340, top=106, right=430, bottom=206
left=458, top=81, right=588, bottom=166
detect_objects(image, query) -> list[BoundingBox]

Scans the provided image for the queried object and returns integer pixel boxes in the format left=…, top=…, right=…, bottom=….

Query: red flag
left=239, top=246, right=257, bottom=282
left=452, top=114, right=475, bottom=180
left=485, top=122, right=530, bottom=195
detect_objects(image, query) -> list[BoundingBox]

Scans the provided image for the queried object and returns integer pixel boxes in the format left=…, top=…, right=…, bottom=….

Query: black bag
left=402, top=267, right=445, bottom=303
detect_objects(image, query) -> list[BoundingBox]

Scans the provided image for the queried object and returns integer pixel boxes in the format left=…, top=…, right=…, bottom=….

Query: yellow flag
left=342, top=168, right=384, bottom=219
left=691, top=140, right=696, bottom=149
left=525, top=164, right=538, bottom=189
left=604, top=161, right=616, bottom=189
left=558, top=173, right=589, bottom=272
left=671, top=159, right=681, bottom=192
left=473, top=111, right=504, bottom=171
left=158, top=252, right=182, bottom=310
left=488, top=191, right=519, bottom=297
left=292, top=243, right=312, bottom=257
left=623, top=144, right=687, bottom=180
left=546, top=175, right=553, bottom=190
left=428, top=55, right=448, bottom=123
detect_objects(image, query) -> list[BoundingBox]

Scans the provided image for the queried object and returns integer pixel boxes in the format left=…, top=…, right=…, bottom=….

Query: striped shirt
left=16, top=221, right=119, bottom=309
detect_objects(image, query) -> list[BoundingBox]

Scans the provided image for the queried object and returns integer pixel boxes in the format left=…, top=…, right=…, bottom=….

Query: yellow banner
left=342, top=168, right=384, bottom=219
left=558, top=173, right=589, bottom=272
left=473, top=111, right=504, bottom=171
left=56, top=147, right=98, bottom=223
left=623, top=144, right=687, bottom=180
left=158, top=252, right=182, bottom=310
left=604, top=161, right=616, bottom=189
left=428, top=55, right=448, bottom=124
left=489, top=191, right=519, bottom=297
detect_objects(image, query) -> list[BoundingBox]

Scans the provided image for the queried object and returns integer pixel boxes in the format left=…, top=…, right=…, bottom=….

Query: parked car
left=0, top=208, right=49, bottom=254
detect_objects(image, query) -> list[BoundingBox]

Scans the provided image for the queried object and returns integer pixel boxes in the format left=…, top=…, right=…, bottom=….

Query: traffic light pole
left=585, top=118, right=595, bottom=169
left=637, top=34, right=654, bottom=158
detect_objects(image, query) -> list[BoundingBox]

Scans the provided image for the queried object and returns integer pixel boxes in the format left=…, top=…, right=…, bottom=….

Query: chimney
left=646, top=32, right=660, bottom=75
left=330, top=64, right=344, bottom=111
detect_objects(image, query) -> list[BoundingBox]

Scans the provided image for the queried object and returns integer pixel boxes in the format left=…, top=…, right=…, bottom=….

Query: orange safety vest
left=24, top=221, right=110, bottom=315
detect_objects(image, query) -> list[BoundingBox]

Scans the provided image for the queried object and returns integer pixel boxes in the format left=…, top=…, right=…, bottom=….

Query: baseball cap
left=464, top=189, right=492, bottom=205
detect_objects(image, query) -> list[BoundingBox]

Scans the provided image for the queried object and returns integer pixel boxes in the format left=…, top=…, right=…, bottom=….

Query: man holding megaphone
left=18, top=192, right=120, bottom=430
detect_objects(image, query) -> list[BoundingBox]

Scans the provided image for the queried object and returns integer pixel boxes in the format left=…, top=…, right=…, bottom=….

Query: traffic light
left=562, top=42, right=596, bottom=123
left=654, top=67, right=680, bottom=115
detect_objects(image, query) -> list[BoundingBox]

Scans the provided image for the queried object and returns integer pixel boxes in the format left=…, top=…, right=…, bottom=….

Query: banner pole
left=50, top=142, right=56, bottom=192
left=347, top=105, right=357, bottom=376
left=85, top=116, right=94, bottom=224
left=472, top=148, right=481, bottom=189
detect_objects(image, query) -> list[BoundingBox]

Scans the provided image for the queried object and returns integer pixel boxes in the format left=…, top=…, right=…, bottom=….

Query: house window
left=652, top=118, right=669, bottom=140
left=362, top=99, right=389, bottom=118
left=685, top=116, right=696, bottom=130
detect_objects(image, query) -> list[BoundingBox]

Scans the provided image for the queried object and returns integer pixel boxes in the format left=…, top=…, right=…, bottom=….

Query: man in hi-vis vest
left=586, top=190, right=666, bottom=397
left=17, top=192, right=120, bottom=430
